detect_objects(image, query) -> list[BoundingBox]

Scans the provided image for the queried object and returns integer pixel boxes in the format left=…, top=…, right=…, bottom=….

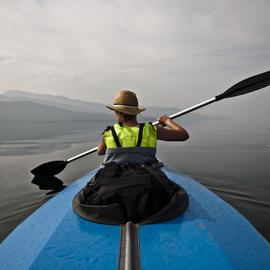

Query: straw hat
left=106, top=90, right=145, bottom=115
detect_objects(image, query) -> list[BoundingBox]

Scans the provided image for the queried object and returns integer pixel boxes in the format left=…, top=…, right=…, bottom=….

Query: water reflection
left=31, top=175, right=67, bottom=195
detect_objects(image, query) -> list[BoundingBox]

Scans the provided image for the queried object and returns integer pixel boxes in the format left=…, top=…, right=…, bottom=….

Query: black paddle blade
left=216, top=70, right=270, bottom=100
left=31, top=160, right=67, bottom=176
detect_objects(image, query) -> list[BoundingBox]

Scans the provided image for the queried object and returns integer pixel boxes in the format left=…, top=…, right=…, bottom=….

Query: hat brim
left=106, top=105, right=145, bottom=115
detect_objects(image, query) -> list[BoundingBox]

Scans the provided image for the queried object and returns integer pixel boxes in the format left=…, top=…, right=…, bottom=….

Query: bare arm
left=97, top=136, right=107, bottom=155
left=157, top=115, right=189, bottom=141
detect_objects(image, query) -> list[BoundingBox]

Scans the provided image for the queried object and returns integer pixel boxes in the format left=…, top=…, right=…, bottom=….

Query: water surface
left=0, top=121, right=269, bottom=242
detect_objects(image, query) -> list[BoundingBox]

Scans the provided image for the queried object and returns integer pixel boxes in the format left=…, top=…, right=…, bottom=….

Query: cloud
left=0, top=0, right=269, bottom=109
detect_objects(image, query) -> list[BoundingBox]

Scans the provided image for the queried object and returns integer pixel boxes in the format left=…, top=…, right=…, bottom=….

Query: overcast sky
left=0, top=0, right=269, bottom=117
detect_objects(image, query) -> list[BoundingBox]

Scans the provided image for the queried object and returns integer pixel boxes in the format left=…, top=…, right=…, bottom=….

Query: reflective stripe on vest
left=103, top=122, right=157, bottom=149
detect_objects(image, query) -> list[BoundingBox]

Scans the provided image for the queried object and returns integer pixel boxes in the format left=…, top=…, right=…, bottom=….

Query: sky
left=0, top=0, right=269, bottom=119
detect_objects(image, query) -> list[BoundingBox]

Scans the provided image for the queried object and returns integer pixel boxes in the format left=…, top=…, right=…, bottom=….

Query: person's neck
left=120, top=119, right=139, bottom=127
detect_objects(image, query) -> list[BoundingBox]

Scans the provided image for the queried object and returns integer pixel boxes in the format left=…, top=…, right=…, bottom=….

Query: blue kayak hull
left=1, top=166, right=270, bottom=269
left=141, top=167, right=270, bottom=270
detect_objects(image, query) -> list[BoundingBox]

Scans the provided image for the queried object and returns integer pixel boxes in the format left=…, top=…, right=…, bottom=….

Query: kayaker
left=78, top=90, right=189, bottom=224
left=97, top=90, right=189, bottom=163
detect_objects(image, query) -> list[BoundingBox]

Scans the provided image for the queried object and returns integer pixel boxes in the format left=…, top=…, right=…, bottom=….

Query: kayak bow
left=1, top=166, right=270, bottom=270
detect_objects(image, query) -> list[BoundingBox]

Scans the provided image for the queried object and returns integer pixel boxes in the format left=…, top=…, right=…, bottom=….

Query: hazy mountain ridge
left=3, top=90, right=107, bottom=114
left=0, top=101, right=113, bottom=123
left=3, top=90, right=184, bottom=117
left=0, top=94, right=13, bottom=102
left=1, top=90, right=228, bottom=124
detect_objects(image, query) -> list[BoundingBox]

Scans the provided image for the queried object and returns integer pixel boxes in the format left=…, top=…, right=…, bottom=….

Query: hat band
left=113, top=104, right=139, bottom=107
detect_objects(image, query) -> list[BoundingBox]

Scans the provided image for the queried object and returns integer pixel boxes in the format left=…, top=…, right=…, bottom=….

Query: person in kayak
left=97, top=90, right=189, bottom=164
left=76, top=90, right=189, bottom=224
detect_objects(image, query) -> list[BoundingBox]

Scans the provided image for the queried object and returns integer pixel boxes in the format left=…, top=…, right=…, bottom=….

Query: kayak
left=1, top=166, right=270, bottom=270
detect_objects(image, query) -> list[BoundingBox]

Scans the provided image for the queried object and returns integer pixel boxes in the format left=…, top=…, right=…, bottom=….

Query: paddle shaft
left=152, top=97, right=216, bottom=125
left=67, top=146, right=98, bottom=163
left=67, top=96, right=217, bottom=163
left=31, top=70, right=270, bottom=176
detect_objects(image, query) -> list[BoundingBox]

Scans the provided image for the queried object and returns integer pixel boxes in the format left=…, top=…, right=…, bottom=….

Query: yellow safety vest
left=103, top=122, right=157, bottom=149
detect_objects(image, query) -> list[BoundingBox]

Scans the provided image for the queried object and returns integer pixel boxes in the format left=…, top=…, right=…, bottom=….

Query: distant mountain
left=1, top=90, right=228, bottom=124
left=0, top=94, right=13, bottom=102
left=3, top=90, right=184, bottom=117
left=3, top=90, right=107, bottom=114
left=0, top=101, right=113, bottom=123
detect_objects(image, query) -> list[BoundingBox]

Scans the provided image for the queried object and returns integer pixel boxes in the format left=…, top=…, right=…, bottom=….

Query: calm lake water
left=0, top=121, right=269, bottom=242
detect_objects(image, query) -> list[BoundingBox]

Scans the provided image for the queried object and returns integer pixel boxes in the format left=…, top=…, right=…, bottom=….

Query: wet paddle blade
left=216, top=70, right=270, bottom=100
left=31, top=160, right=67, bottom=176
